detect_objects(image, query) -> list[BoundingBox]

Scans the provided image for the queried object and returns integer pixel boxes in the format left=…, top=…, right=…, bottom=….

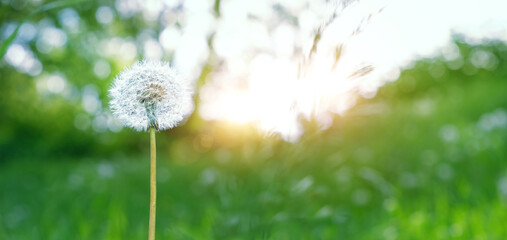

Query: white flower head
left=109, top=59, right=192, bottom=131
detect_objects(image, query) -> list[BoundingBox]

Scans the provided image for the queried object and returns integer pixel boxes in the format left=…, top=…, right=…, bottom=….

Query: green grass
left=1, top=61, right=507, bottom=239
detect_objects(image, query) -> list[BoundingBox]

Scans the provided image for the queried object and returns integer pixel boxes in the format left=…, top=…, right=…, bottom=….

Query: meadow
left=1, top=42, right=507, bottom=239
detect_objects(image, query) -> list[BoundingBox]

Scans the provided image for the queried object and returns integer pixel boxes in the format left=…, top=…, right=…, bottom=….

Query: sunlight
left=198, top=0, right=394, bottom=140
left=197, top=0, right=507, bottom=140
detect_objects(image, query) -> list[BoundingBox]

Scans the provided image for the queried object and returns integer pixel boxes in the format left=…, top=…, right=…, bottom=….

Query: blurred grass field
left=1, top=42, right=507, bottom=239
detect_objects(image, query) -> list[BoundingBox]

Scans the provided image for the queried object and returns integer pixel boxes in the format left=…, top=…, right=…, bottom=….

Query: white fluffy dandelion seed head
left=109, top=59, right=192, bottom=131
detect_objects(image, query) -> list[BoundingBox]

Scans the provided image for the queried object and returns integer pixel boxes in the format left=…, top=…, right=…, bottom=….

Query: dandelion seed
left=109, top=59, right=192, bottom=131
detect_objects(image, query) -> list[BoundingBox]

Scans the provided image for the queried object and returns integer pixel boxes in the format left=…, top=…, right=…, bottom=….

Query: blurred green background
left=1, top=0, right=507, bottom=239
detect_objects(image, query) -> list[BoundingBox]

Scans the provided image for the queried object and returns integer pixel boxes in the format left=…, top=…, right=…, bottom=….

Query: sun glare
left=195, top=0, right=507, bottom=141
left=199, top=0, right=390, bottom=141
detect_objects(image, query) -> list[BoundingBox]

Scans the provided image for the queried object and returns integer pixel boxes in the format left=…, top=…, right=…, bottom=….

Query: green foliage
left=1, top=0, right=99, bottom=58
left=0, top=0, right=137, bottom=159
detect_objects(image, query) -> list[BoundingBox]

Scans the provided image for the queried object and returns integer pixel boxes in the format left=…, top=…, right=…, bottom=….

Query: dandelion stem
left=149, top=127, right=157, bottom=240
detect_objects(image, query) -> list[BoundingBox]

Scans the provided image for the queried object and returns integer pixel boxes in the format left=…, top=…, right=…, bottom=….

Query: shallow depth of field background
left=1, top=0, right=507, bottom=239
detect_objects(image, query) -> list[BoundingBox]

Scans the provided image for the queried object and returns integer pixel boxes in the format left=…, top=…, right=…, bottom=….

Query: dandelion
left=109, top=60, right=191, bottom=131
left=109, top=59, right=192, bottom=240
